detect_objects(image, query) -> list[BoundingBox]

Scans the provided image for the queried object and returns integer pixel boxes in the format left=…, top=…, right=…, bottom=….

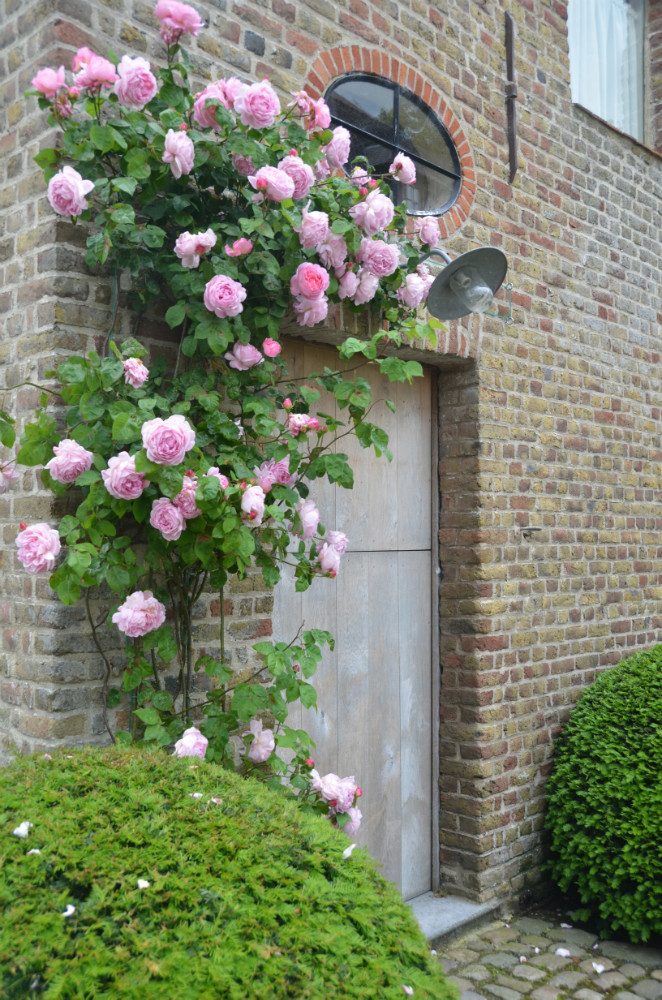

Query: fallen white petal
left=430, top=949, right=437, bottom=956
left=26, top=848, right=41, bottom=855
left=342, top=843, right=356, bottom=859
left=519, top=957, right=527, bottom=963
left=402, top=988, right=414, bottom=997
left=42, top=753, right=52, bottom=760
left=62, top=905, right=76, bottom=918
left=556, top=948, right=571, bottom=958
left=560, top=922, right=573, bottom=929
left=592, top=963, right=605, bottom=974
left=12, top=822, right=32, bottom=839
left=137, top=879, right=150, bottom=890
left=534, top=947, right=540, bottom=954
left=209, top=797, right=223, bottom=805
left=190, top=792, right=203, bottom=799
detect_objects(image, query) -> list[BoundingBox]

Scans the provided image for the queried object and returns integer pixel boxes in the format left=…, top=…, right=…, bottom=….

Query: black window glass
left=326, top=74, right=461, bottom=215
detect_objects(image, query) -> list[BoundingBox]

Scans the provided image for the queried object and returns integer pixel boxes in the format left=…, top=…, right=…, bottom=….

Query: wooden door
left=273, top=340, right=434, bottom=900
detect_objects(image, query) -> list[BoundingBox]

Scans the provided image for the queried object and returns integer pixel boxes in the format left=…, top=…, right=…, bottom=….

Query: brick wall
left=2, top=0, right=662, bottom=905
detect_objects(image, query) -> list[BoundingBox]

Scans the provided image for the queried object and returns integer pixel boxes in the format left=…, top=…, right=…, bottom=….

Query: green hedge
left=0, top=746, right=455, bottom=998
left=544, top=646, right=662, bottom=943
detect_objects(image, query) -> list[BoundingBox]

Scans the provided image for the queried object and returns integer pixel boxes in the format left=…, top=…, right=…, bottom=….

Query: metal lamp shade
left=426, top=247, right=508, bottom=320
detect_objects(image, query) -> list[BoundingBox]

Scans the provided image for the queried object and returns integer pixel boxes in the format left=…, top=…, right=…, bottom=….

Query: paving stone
left=596, top=971, right=630, bottom=990
left=619, top=964, right=647, bottom=979
left=483, top=952, right=521, bottom=971
left=546, top=927, right=599, bottom=948
left=601, top=943, right=662, bottom=967
left=459, top=991, right=489, bottom=1000
left=494, top=974, right=535, bottom=994
left=509, top=964, right=547, bottom=982
left=482, top=985, right=522, bottom=1000
left=462, top=964, right=493, bottom=983
left=448, top=975, right=474, bottom=993
left=444, top=947, right=483, bottom=965
left=482, top=928, right=521, bottom=946
left=651, top=972, right=662, bottom=983
left=528, top=953, right=575, bottom=972
left=440, top=957, right=458, bottom=974
left=547, top=969, right=591, bottom=989
left=632, top=979, right=662, bottom=1000
left=520, top=935, right=552, bottom=949
left=530, top=988, right=565, bottom=1000
left=613, top=992, right=648, bottom=1000
left=576, top=990, right=605, bottom=1000
left=512, top=917, right=556, bottom=935
left=579, top=958, right=616, bottom=975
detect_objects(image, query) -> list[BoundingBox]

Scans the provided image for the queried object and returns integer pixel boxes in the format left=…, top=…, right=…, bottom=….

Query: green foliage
left=543, top=646, right=662, bottom=943
left=0, top=747, right=455, bottom=1000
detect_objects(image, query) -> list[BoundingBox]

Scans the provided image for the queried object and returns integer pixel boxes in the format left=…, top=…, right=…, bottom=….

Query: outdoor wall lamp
left=421, top=247, right=509, bottom=321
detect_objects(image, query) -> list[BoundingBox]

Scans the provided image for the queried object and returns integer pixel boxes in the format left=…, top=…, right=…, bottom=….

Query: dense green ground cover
left=0, top=746, right=455, bottom=998
left=544, top=646, right=662, bottom=943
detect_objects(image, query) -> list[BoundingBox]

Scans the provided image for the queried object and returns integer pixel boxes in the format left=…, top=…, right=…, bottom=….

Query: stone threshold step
left=408, top=891, right=501, bottom=949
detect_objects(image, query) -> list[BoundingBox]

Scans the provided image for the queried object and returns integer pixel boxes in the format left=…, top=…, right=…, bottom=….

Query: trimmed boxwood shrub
left=0, top=746, right=455, bottom=999
left=544, top=646, right=662, bottom=943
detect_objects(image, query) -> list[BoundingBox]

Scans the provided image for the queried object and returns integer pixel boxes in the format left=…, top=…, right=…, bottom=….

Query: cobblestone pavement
left=437, top=916, right=662, bottom=1000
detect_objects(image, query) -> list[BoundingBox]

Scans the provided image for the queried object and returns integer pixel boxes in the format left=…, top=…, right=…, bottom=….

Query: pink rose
left=389, top=152, right=417, bottom=185
left=298, top=205, right=329, bottom=249
left=224, top=238, right=253, bottom=257
left=285, top=413, right=320, bottom=436
left=277, top=154, right=315, bottom=200
left=150, top=497, right=186, bottom=540
left=248, top=165, right=295, bottom=202
left=296, top=498, right=320, bottom=540
left=162, top=128, right=194, bottom=178
left=343, top=806, right=362, bottom=836
left=316, top=540, right=341, bottom=576
left=397, top=272, right=429, bottom=309
left=173, top=474, right=201, bottom=519
left=309, top=97, right=330, bottom=131
left=317, top=231, right=347, bottom=269
left=326, top=530, right=348, bottom=554
left=311, top=770, right=345, bottom=804
left=241, top=484, right=266, bottom=525
left=350, top=165, right=370, bottom=186
left=290, top=262, right=330, bottom=300
left=123, top=357, right=149, bottom=388
left=234, top=79, right=281, bottom=128
left=338, top=270, right=359, bottom=300
left=141, top=414, right=196, bottom=465
left=357, top=237, right=400, bottom=277
left=173, top=725, right=208, bottom=758
left=15, top=523, right=61, bottom=574
left=415, top=216, right=441, bottom=246
left=323, top=126, right=351, bottom=169
left=102, top=452, right=150, bottom=499
left=174, top=228, right=216, bottom=268
left=0, top=461, right=18, bottom=493
left=352, top=267, right=379, bottom=305
left=192, top=81, right=231, bottom=128
left=222, top=77, right=245, bottom=107
left=45, top=439, right=94, bottom=483
left=204, top=274, right=247, bottom=318
left=154, top=0, right=204, bottom=43
left=262, top=337, right=281, bottom=358
left=313, top=157, right=331, bottom=182
left=254, top=457, right=295, bottom=492
left=289, top=90, right=313, bottom=115
left=32, top=66, right=66, bottom=97
left=74, top=52, right=117, bottom=90
left=349, top=189, right=395, bottom=236
left=47, top=166, right=95, bottom=217
left=224, top=342, right=263, bottom=370
left=244, top=718, right=275, bottom=763
left=112, top=590, right=166, bottom=637
left=205, top=466, right=229, bottom=490
left=232, top=153, right=255, bottom=177
left=293, top=295, right=328, bottom=327
left=114, top=55, right=158, bottom=110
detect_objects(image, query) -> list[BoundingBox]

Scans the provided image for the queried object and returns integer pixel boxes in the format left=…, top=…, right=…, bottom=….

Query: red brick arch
left=305, top=48, right=476, bottom=238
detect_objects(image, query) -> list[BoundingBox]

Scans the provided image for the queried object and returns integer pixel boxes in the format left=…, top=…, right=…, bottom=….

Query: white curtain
left=567, top=0, right=644, bottom=142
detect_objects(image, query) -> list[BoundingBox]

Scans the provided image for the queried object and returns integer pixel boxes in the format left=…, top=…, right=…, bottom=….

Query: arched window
left=326, top=74, right=461, bottom=216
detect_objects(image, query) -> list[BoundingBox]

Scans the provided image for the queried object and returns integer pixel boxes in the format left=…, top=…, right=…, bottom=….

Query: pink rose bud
left=179, top=121, right=188, bottom=130
left=304, top=758, right=314, bottom=767
left=292, top=663, right=300, bottom=672
left=224, top=238, right=253, bottom=257
left=283, top=398, right=292, bottom=409
left=68, top=86, right=80, bottom=98
left=262, top=337, right=281, bottom=357
left=19, top=522, right=27, bottom=530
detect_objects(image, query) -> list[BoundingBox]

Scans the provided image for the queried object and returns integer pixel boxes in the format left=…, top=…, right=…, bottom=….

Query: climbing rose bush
left=12, top=2, right=443, bottom=823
